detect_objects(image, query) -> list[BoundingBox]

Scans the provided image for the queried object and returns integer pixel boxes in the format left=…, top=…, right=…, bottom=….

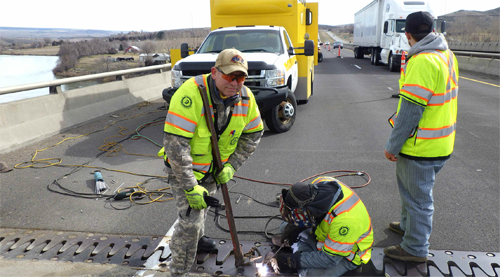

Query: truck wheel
left=389, top=54, right=397, bottom=72
left=318, top=53, right=323, bottom=62
left=265, top=90, right=297, bottom=133
left=358, top=47, right=364, bottom=59
left=374, top=50, right=380, bottom=66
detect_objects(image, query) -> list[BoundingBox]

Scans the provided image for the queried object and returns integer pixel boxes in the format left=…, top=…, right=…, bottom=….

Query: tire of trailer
left=265, top=89, right=297, bottom=133
left=357, top=47, right=364, bottom=59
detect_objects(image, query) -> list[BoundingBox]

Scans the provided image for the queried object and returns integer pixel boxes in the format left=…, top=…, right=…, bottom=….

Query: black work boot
left=389, top=222, right=405, bottom=236
left=197, top=236, right=218, bottom=253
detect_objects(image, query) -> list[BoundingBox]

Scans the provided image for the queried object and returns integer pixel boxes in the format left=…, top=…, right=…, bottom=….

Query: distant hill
left=0, top=27, right=121, bottom=39
left=437, top=8, right=499, bottom=42
left=319, top=7, right=499, bottom=43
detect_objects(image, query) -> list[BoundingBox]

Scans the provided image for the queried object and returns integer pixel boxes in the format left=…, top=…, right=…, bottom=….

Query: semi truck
left=352, top=0, right=443, bottom=71
left=164, top=0, right=318, bottom=133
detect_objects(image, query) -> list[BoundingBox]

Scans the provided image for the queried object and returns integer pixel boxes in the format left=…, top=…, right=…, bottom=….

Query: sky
left=1, top=0, right=498, bottom=32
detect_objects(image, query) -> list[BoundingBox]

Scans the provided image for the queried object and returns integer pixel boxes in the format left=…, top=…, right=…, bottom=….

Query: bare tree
left=140, top=41, right=157, bottom=65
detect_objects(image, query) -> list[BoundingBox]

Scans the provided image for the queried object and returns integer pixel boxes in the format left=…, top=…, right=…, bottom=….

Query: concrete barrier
left=0, top=71, right=171, bottom=154
left=456, top=56, right=500, bottom=76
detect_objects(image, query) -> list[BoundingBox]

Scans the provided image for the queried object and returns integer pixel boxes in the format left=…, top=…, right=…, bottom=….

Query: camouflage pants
left=166, top=167, right=217, bottom=276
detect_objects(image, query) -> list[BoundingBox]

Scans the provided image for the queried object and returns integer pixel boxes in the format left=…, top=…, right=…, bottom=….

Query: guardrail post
left=49, top=85, right=62, bottom=94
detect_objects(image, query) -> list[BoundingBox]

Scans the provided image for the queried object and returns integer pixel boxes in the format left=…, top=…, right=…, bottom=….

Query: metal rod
left=198, top=86, right=245, bottom=269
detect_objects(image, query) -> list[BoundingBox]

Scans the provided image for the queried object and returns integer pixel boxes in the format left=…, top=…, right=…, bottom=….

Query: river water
left=0, top=55, right=101, bottom=104
left=0, top=55, right=59, bottom=103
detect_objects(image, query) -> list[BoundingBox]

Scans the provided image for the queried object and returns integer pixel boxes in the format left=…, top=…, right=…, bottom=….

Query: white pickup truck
left=165, top=25, right=314, bottom=132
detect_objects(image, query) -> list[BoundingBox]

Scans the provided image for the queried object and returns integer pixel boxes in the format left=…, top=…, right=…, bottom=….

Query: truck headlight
left=264, top=69, right=285, bottom=87
left=171, top=69, right=182, bottom=88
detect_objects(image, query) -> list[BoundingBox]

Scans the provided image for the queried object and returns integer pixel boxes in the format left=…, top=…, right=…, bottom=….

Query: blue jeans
left=396, top=155, right=447, bottom=257
left=291, top=228, right=358, bottom=277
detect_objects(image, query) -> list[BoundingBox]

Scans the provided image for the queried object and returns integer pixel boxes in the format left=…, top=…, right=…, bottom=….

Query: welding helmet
left=279, top=182, right=319, bottom=228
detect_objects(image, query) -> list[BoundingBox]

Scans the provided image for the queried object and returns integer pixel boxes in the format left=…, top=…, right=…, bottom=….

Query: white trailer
left=352, top=0, right=439, bottom=71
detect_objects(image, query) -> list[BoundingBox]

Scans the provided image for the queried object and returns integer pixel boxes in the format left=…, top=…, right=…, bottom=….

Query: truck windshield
left=395, top=20, right=406, bottom=33
left=395, top=19, right=437, bottom=33
left=197, top=30, right=283, bottom=54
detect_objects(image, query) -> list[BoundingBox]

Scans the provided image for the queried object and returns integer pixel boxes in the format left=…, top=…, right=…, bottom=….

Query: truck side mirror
left=306, top=9, right=313, bottom=26
left=441, top=21, right=446, bottom=34
left=303, top=40, right=314, bottom=56
left=181, top=43, right=189, bottom=58
left=292, top=40, right=314, bottom=56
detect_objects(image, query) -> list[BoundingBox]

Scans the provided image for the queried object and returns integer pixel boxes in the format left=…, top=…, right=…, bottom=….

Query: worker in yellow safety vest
left=273, top=177, right=373, bottom=277
left=159, top=48, right=264, bottom=277
left=384, top=11, right=459, bottom=263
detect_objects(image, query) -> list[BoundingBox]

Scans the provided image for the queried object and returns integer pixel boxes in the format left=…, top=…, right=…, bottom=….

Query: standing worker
left=160, top=48, right=264, bottom=276
left=384, top=11, right=459, bottom=262
left=273, top=177, right=373, bottom=276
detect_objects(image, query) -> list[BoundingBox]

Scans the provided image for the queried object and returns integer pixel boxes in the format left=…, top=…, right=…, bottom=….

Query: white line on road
left=354, top=65, right=362, bottom=69
left=388, top=87, right=393, bottom=91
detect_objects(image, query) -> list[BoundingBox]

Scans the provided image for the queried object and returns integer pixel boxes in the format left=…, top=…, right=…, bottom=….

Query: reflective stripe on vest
left=324, top=191, right=361, bottom=225
left=245, top=115, right=262, bottom=131
left=418, top=123, right=456, bottom=139
left=165, top=111, right=197, bottom=134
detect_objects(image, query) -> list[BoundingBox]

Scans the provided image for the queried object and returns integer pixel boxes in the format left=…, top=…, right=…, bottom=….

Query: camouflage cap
left=215, top=48, right=248, bottom=76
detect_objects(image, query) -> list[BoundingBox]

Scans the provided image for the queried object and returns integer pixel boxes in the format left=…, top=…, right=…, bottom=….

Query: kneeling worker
left=274, top=177, right=373, bottom=277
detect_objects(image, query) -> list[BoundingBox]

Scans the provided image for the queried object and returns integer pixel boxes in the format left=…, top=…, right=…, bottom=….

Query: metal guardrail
left=448, top=42, right=500, bottom=53
left=0, top=63, right=171, bottom=96
left=453, top=51, right=500, bottom=59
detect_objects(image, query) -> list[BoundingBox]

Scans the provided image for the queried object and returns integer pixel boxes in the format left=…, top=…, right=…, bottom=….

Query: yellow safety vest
left=389, top=49, right=459, bottom=158
left=314, top=182, right=373, bottom=266
left=159, top=74, right=263, bottom=180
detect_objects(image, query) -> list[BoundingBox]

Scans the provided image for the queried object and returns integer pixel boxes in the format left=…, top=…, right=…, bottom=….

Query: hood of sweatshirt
left=408, top=32, right=449, bottom=58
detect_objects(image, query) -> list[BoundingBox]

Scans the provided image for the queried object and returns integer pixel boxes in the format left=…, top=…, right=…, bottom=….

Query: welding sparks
left=256, top=263, right=269, bottom=276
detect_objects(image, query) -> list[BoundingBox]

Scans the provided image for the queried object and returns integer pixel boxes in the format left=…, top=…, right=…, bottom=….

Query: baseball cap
left=214, top=48, right=248, bottom=76
left=405, top=11, right=434, bottom=34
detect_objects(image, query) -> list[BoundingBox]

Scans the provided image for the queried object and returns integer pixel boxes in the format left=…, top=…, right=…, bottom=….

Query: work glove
left=274, top=251, right=301, bottom=274
left=215, top=163, right=235, bottom=184
left=281, top=224, right=306, bottom=245
left=184, top=185, right=209, bottom=210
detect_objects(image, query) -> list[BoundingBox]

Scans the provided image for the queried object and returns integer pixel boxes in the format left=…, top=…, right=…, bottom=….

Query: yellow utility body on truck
left=165, top=0, right=318, bottom=132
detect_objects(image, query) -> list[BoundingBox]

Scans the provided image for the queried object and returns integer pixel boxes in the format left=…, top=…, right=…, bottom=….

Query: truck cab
left=353, top=0, right=441, bottom=71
